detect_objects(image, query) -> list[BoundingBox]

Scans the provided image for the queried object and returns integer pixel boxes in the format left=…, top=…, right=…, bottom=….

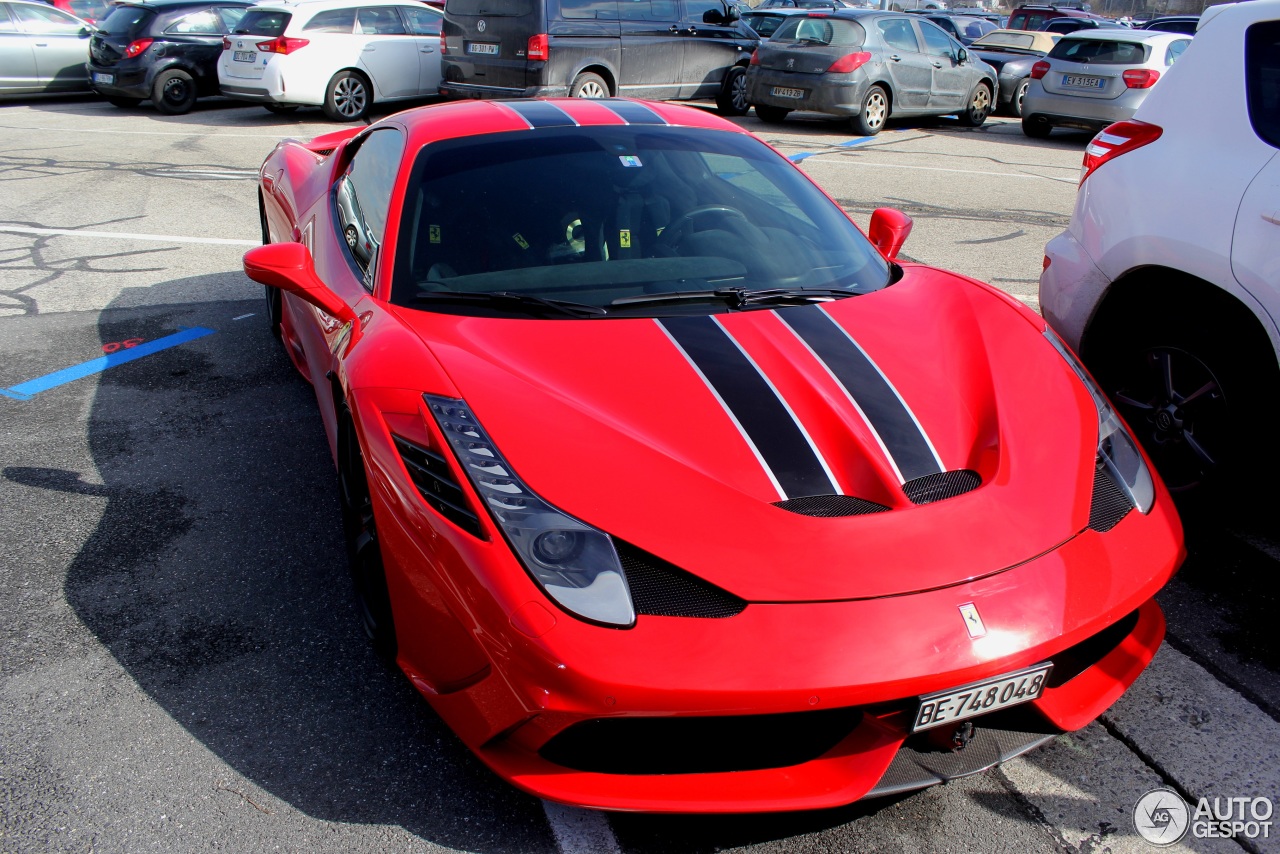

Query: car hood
left=390, top=270, right=1098, bottom=602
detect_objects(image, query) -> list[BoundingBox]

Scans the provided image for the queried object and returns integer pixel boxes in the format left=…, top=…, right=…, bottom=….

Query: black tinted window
left=166, top=9, right=223, bottom=33
left=743, top=12, right=784, bottom=36
left=234, top=9, right=289, bottom=34
left=918, top=19, right=956, bottom=56
left=1049, top=36, right=1147, bottom=63
left=303, top=7, right=354, bottom=31
left=1246, top=20, right=1280, bottom=148
left=877, top=17, right=919, bottom=51
left=773, top=16, right=865, bottom=46
left=402, top=5, right=442, bottom=32
left=444, top=0, right=534, bottom=16
left=617, top=0, right=676, bottom=20
left=560, top=0, right=619, bottom=19
left=684, top=0, right=726, bottom=24
left=97, top=4, right=153, bottom=35
left=338, top=128, right=405, bottom=282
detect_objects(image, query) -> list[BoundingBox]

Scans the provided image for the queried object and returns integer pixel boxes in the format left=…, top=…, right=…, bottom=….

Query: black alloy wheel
left=717, top=66, right=750, bottom=116
left=152, top=69, right=196, bottom=115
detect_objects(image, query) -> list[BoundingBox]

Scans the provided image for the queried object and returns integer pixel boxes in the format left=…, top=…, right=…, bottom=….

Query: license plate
left=912, top=663, right=1053, bottom=732
left=772, top=86, right=805, bottom=99
left=233, top=50, right=256, bottom=62
left=92, top=72, right=112, bottom=85
left=467, top=42, right=499, bottom=55
left=1062, top=74, right=1104, bottom=89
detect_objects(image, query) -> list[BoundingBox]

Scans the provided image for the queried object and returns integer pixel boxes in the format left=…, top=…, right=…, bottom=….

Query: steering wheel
left=657, top=204, right=782, bottom=279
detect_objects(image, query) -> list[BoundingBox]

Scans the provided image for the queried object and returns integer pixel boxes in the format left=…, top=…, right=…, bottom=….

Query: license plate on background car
left=233, top=50, right=256, bottom=62
left=912, top=663, right=1053, bottom=732
left=467, top=42, right=499, bottom=55
left=91, top=72, right=112, bottom=85
left=772, top=86, right=805, bottom=99
left=1062, top=74, right=1104, bottom=89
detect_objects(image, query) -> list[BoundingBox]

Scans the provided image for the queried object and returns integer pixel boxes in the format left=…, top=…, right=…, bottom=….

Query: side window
left=618, top=0, right=676, bottom=20
left=304, top=7, right=355, bottom=32
left=12, top=3, right=83, bottom=33
left=218, top=6, right=246, bottom=30
left=1165, top=38, right=1189, bottom=65
left=1246, top=20, right=1280, bottom=149
left=0, top=6, right=18, bottom=33
left=356, top=6, right=407, bottom=35
left=683, top=0, right=726, bottom=24
left=878, top=18, right=920, bottom=52
left=561, top=0, right=619, bottom=19
left=917, top=19, right=955, bottom=58
left=401, top=5, right=442, bottom=33
left=166, top=10, right=223, bottom=34
left=336, top=128, right=405, bottom=283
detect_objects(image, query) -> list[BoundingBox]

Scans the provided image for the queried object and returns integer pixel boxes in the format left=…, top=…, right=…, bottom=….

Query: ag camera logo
left=1134, top=789, right=1190, bottom=846
left=1134, top=789, right=1275, bottom=845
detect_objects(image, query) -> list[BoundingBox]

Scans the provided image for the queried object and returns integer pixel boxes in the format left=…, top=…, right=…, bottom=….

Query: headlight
left=1044, top=327, right=1154, bottom=514
left=425, top=395, right=636, bottom=628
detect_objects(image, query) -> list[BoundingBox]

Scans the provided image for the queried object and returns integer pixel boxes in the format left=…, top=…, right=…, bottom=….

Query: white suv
left=218, top=0, right=442, bottom=121
left=1039, top=0, right=1280, bottom=499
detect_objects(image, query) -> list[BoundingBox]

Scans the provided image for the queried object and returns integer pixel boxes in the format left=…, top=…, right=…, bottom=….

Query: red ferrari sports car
left=244, top=97, right=1183, bottom=813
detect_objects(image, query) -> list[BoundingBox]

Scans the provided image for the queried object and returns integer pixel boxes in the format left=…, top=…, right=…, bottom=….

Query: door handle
left=420, top=46, right=435, bottom=52
left=362, top=45, right=376, bottom=51
left=687, top=25, right=697, bottom=34
left=1263, top=212, right=1280, bottom=226
left=35, top=42, right=48, bottom=47
left=669, top=24, right=680, bottom=32
left=888, top=54, right=901, bottom=61
left=931, top=60, right=943, bottom=68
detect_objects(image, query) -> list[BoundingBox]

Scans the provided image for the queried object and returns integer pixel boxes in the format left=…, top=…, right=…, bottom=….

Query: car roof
left=245, top=0, right=416, bottom=11
left=112, top=0, right=248, bottom=7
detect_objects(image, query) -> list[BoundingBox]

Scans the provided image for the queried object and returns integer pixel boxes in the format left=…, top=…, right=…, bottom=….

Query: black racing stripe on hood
left=601, top=99, right=668, bottom=125
left=779, top=304, right=944, bottom=483
left=502, top=100, right=579, bottom=128
left=658, top=315, right=838, bottom=500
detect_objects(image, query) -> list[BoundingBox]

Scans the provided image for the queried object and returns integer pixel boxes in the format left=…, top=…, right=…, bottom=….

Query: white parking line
left=801, top=157, right=1079, bottom=183
left=542, top=801, right=621, bottom=854
left=0, top=123, right=295, bottom=139
left=0, top=225, right=257, bottom=246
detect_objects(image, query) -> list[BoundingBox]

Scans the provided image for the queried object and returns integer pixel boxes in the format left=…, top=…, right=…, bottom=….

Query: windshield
left=392, top=126, right=890, bottom=318
left=97, top=5, right=153, bottom=36
left=1049, top=36, right=1149, bottom=63
left=233, top=9, right=290, bottom=35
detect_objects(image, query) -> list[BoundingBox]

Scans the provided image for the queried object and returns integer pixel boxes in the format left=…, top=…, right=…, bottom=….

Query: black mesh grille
left=392, top=435, right=484, bottom=538
left=1046, top=610, right=1139, bottom=687
left=773, top=495, right=890, bottom=517
left=1088, top=463, right=1132, bottom=532
left=539, top=707, right=863, bottom=775
left=615, top=542, right=746, bottom=619
left=311, top=147, right=335, bottom=157
left=903, top=470, right=981, bottom=505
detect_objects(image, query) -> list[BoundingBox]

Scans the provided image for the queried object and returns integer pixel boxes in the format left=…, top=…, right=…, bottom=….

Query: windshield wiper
left=611, top=287, right=858, bottom=310
left=414, top=290, right=607, bottom=318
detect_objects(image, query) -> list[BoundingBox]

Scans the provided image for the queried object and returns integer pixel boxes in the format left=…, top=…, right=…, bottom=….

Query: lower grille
left=773, top=495, right=890, bottom=517
left=1047, top=610, right=1139, bottom=688
left=539, top=706, right=863, bottom=775
left=903, top=470, right=981, bottom=505
left=1088, top=463, right=1132, bottom=532
left=616, top=542, right=746, bottom=619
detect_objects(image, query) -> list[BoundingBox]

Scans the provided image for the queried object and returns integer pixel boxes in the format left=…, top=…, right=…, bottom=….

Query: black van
left=439, top=0, right=757, bottom=114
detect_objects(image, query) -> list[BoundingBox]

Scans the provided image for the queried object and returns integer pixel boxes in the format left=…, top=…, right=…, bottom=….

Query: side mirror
left=726, top=4, right=741, bottom=21
left=243, top=242, right=357, bottom=324
left=80, top=26, right=92, bottom=36
left=957, top=47, right=968, bottom=63
left=868, top=207, right=912, bottom=261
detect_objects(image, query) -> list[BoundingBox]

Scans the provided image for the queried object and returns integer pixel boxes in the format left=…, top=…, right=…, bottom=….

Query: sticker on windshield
left=619, top=155, right=643, bottom=168
left=513, top=232, right=530, bottom=249
left=619, top=230, right=632, bottom=248
left=429, top=225, right=441, bottom=244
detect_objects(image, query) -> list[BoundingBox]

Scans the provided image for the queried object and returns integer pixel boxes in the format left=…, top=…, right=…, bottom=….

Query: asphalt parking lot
left=2, top=94, right=1279, bottom=854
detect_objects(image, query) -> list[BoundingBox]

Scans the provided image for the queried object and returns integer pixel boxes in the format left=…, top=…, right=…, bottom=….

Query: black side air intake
left=392, top=435, right=484, bottom=538
left=1087, top=463, right=1132, bottom=533
left=614, top=541, right=746, bottom=619
left=903, top=470, right=982, bottom=505
left=773, top=495, right=890, bottom=517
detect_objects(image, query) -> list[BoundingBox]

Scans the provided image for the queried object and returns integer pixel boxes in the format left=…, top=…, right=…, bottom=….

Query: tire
left=259, top=195, right=283, bottom=340
left=337, top=407, right=397, bottom=660
left=1009, top=78, right=1030, bottom=118
left=754, top=104, right=790, bottom=124
left=323, top=70, right=371, bottom=122
left=151, top=69, right=196, bottom=115
left=1022, top=114, right=1052, bottom=138
left=569, top=71, right=609, bottom=98
left=716, top=66, right=749, bottom=116
left=851, top=84, right=889, bottom=136
left=107, top=96, right=142, bottom=108
left=264, top=103, right=299, bottom=114
left=957, top=82, right=992, bottom=127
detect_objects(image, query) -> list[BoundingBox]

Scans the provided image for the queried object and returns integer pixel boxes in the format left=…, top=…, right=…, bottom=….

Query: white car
left=217, top=0, right=442, bottom=120
left=1038, top=0, right=1280, bottom=499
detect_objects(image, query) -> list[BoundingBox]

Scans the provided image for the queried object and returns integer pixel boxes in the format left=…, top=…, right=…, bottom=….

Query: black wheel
left=1009, top=78, right=1030, bottom=118
left=957, top=82, right=992, bottom=127
left=323, top=70, right=371, bottom=122
left=569, top=71, right=609, bottom=98
left=264, top=103, right=299, bottom=114
left=754, top=104, right=790, bottom=124
left=259, top=194, right=283, bottom=340
left=852, top=84, right=888, bottom=136
left=152, top=69, right=196, bottom=115
left=1022, top=114, right=1052, bottom=138
left=337, top=407, right=397, bottom=660
left=107, top=96, right=142, bottom=108
left=716, top=66, right=749, bottom=116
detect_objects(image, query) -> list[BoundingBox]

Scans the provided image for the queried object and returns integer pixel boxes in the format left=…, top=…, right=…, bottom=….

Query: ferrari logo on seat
left=959, top=603, right=986, bottom=639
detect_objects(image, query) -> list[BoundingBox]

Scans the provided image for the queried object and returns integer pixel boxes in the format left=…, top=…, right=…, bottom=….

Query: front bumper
left=1040, top=227, right=1113, bottom=354
left=745, top=67, right=868, bottom=117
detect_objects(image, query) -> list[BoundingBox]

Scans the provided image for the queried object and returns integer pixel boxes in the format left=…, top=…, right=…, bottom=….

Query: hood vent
left=392, top=435, right=484, bottom=539
left=1087, top=463, right=1132, bottom=533
left=615, top=541, right=746, bottom=619
left=903, top=470, right=982, bottom=505
left=774, top=495, right=890, bottom=517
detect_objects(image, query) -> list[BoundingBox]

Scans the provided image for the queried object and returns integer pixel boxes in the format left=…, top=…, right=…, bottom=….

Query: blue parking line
left=0, top=326, right=216, bottom=401
left=788, top=134, right=884, bottom=163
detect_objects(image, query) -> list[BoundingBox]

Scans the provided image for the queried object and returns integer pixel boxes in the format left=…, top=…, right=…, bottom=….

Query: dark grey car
left=967, top=26, right=1058, bottom=116
left=744, top=10, right=996, bottom=135
left=0, top=0, right=93, bottom=95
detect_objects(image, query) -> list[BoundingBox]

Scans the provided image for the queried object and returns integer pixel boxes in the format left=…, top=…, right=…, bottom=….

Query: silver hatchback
left=1021, top=29, right=1190, bottom=136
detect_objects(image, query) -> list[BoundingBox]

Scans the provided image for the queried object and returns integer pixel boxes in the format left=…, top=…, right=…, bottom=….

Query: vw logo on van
left=477, top=19, right=487, bottom=31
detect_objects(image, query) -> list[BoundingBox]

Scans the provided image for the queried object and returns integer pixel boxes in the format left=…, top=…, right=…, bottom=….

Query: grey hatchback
left=744, top=10, right=996, bottom=135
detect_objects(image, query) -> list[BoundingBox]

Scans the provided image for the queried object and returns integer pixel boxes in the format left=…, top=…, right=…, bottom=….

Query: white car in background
left=1039, top=0, right=1280, bottom=501
left=217, top=0, right=442, bottom=121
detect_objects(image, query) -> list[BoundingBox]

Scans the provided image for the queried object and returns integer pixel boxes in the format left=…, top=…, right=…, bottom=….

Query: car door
left=675, top=0, right=744, bottom=98
left=0, top=4, right=42, bottom=93
left=875, top=15, right=930, bottom=110
left=1232, top=22, right=1280, bottom=313
left=354, top=5, right=420, bottom=98
left=617, top=0, right=682, bottom=99
left=916, top=17, right=968, bottom=108
left=10, top=1, right=89, bottom=89
left=400, top=4, right=442, bottom=93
